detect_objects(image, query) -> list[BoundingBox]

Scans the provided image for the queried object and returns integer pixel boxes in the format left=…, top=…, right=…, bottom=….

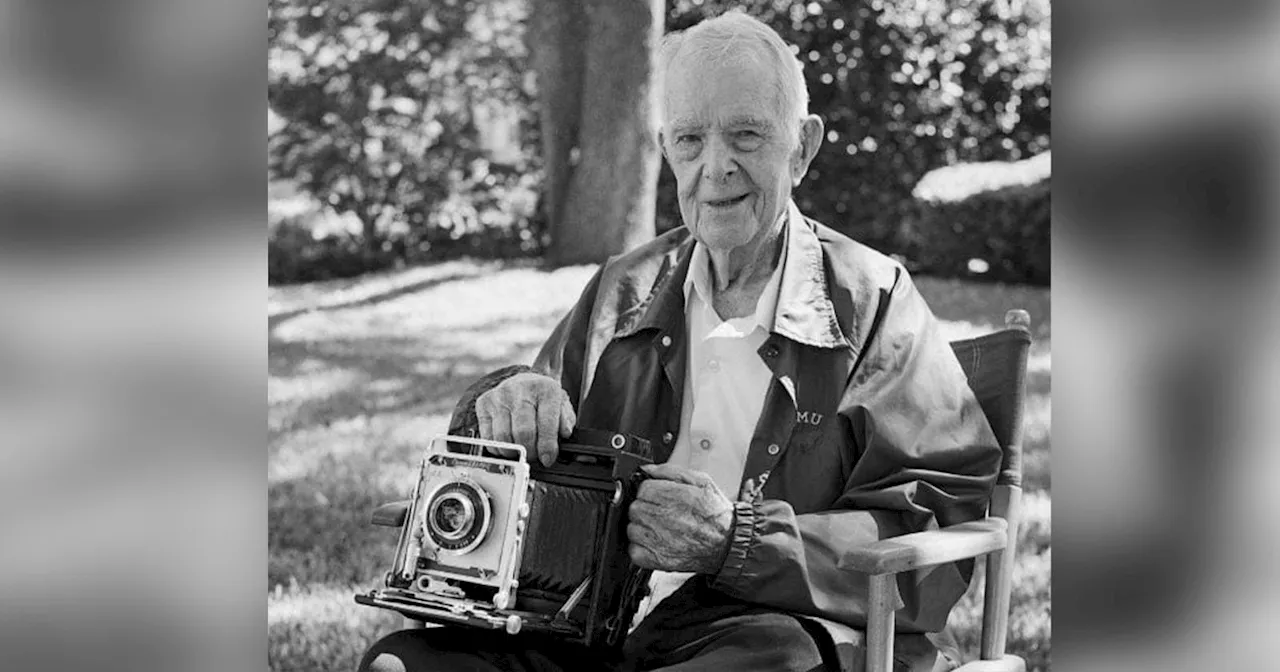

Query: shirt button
left=662, top=432, right=674, bottom=444
left=661, top=335, right=672, bottom=347
left=767, top=443, right=781, bottom=455
left=707, top=359, right=720, bottom=372
left=699, top=438, right=712, bottom=450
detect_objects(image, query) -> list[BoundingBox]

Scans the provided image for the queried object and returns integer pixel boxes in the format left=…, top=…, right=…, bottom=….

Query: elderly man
left=358, top=11, right=1001, bottom=672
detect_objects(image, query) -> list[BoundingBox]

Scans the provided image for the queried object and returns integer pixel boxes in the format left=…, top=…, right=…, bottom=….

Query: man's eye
left=735, top=131, right=760, bottom=140
left=676, top=134, right=702, bottom=145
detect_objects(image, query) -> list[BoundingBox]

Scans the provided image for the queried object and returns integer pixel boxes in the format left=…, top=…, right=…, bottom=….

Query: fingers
left=478, top=407, right=495, bottom=442
left=535, top=396, right=560, bottom=467
left=511, top=398, right=538, bottom=455
left=477, top=393, right=510, bottom=442
left=641, top=463, right=711, bottom=487
left=636, top=480, right=702, bottom=513
left=628, top=543, right=658, bottom=569
left=558, top=393, right=576, bottom=438
left=474, top=374, right=575, bottom=466
left=627, top=522, right=660, bottom=569
left=488, top=406, right=513, bottom=445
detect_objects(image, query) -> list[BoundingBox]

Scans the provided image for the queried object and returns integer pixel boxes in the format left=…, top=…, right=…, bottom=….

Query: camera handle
left=433, top=434, right=528, bottom=463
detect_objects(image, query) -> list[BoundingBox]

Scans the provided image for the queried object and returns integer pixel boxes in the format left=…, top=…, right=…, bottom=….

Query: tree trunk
left=529, top=0, right=587, bottom=242
left=361, top=212, right=382, bottom=253
left=534, top=0, right=663, bottom=266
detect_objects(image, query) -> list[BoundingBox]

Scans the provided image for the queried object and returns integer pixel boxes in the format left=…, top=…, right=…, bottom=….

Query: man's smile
left=704, top=193, right=750, bottom=208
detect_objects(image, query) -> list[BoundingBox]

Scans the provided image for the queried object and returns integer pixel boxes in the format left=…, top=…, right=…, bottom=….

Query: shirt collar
left=615, top=200, right=853, bottom=352
left=682, top=211, right=788, bottom=334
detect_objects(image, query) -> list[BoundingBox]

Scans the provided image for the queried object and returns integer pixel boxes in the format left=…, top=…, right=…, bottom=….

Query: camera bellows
left=521, top=481, right=609, bottom=594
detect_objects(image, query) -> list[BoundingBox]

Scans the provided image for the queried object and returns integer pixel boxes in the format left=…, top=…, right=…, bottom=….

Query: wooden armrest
left=839, top=518, right=1008, bottom=575
left=371, top=500, right=411, bottom=527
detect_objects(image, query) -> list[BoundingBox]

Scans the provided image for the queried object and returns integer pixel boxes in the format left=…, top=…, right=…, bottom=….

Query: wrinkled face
left=661, top=55, right=803, bottom=254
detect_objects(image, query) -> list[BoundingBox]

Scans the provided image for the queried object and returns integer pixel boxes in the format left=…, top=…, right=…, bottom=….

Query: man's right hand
left=475, top=372, right=577, bottom=467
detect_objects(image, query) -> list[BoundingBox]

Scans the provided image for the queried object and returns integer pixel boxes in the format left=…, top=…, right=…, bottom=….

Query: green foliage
left=660, top=0, right=1050, bottom=280
left=268, top=0, right=541, bottom=259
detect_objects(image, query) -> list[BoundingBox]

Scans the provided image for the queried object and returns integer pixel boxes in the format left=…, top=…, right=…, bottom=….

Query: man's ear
left=790, top=115, right=824, bottom=186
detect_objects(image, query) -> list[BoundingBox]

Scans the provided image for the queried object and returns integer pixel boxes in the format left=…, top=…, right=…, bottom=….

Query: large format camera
left=356, top=430, right=653, bottom=649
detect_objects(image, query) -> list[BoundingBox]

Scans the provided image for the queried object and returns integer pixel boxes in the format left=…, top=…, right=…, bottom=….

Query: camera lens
left=432, top=494, right=473, bottom=539
left=425, top=481, right=491, bottom=553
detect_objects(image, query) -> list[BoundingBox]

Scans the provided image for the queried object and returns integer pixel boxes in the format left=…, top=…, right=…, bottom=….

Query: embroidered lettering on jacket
left=795, top=410, right=824, bottom=426
left=739, top=470, right=772, bottom=504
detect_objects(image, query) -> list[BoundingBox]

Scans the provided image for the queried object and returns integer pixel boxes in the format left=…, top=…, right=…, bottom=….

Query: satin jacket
left=448, top=202, right=1002, bottom=670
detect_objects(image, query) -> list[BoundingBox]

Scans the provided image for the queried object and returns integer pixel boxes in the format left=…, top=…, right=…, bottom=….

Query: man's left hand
left=627, top=463, right=735, bottom=574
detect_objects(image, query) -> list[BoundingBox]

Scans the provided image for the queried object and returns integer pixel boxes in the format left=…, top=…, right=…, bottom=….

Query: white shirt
left=630, top=224, right=788, bottom=628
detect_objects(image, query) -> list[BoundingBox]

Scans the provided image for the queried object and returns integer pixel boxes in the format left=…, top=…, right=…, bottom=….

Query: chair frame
left=839, top=309, right=1031, bottom=672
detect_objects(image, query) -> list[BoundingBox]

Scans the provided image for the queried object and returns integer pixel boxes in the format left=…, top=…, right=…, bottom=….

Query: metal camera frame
left=391, top=435, right=532, bottom=612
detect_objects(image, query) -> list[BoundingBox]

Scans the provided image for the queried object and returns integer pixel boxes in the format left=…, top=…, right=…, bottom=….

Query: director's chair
left=840, top=309, right=1033, bottom=672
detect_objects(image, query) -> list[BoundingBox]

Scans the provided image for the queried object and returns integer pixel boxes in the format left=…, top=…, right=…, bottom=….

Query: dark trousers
left=357, top=582, right=833, bottom=672
left=356, top=580, right=953, bottom=672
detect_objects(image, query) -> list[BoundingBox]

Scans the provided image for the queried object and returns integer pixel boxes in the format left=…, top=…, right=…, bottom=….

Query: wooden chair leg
left=980, top=486, right=1022, bottom=660
left=867, top=573, right=898, bottom=672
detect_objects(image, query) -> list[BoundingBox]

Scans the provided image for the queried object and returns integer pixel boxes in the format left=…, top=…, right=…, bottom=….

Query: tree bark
left=528, top=0, right=587, bottom=240
left=533, top=0, right=663, bottom=266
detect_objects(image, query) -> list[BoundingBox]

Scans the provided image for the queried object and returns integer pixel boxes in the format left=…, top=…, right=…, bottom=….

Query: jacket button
left=661, top=335, right=672, bottom=347
left=767, top=443, right=781, bottom=455
left=662, top=432, right=674, bottom=444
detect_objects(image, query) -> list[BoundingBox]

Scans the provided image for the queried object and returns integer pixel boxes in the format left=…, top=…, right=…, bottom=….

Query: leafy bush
left=660, top=0, right=1051, bottom=274
left=268, top=0, right=540, bottom=253
left=268, top=169, right=547, bottom=285
left=899, top=161, right=1050, bottom=285
left=269, top=216, right=396, bottom=285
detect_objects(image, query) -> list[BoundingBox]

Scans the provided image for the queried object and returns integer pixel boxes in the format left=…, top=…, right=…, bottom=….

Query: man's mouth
left=705, top=194, right=749, bottom=208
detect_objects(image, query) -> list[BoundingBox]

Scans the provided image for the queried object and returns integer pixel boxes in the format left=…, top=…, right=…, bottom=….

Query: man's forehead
left=664, top=55, right=781, bottom=126
left=665, top=110, right=776, bottom=131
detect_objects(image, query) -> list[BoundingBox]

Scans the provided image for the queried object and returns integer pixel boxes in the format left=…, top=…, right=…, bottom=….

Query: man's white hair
left=658, top=11, right=809, bottom=137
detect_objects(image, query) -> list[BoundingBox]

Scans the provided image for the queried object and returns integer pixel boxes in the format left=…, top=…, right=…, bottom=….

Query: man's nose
left=703, top=136, right=737, bottom=183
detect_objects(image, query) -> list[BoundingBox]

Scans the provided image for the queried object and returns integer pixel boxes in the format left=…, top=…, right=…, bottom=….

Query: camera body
left=357, top=431, right=653, bottom=650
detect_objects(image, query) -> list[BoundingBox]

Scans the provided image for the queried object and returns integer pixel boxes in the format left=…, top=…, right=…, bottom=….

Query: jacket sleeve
left=447, top=266, right=606, bottom=435
left=709, top=270, right=1003, bottom=633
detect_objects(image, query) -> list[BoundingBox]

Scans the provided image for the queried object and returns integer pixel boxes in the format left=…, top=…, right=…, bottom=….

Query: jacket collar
left=614, top=201, right=854, bottom=351
left=773, top=200, right=853, bottom=350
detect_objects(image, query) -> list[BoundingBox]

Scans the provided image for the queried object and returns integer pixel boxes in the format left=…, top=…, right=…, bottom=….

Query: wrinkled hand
left=627, top=464, right=734, bottom=573
left=475, top=372, right=576, bottom=467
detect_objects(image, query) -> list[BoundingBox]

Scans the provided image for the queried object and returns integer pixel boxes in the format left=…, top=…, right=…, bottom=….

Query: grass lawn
left=268, top=260, right=1051, bottom=672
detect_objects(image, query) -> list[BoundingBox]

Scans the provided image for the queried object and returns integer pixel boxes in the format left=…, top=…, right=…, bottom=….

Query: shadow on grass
left=269, top=309, right=564, bottom=589
left=269, top=264, right=502, bottom=333
left=269, top=311, right=562, bottom=441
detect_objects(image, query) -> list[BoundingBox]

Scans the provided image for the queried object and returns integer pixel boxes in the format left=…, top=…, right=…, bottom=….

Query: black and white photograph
left=268, top=2, right=1050, bottom=670
left=6, top=1, right=1280, bottom=672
